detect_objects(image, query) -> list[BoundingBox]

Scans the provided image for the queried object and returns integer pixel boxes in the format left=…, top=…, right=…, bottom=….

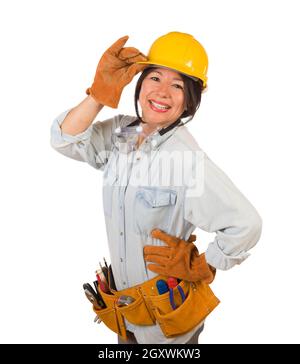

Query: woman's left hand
left=143, top=229, right=216, bottom=283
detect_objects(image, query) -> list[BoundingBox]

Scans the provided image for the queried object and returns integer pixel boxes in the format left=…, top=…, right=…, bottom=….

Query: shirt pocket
left=133, top=187, right=177, bottom=235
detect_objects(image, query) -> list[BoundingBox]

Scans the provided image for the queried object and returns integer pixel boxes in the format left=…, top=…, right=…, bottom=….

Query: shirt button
left=120, top=232, right=123, bottom=236
left=123, top=282, right=126, bottom=286
left=120, top=258, right=123, bottom=262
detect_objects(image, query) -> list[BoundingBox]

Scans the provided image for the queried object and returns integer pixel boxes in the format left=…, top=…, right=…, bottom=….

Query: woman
left=51, top=32, right=262, bottom=344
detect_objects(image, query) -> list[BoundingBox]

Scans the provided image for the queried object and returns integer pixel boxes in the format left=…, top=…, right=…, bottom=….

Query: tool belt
left=92, top=266, right=220, bottom=341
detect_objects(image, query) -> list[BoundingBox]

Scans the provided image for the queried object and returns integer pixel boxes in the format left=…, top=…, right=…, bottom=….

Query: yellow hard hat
left=137, top=31, right=208, bottom=88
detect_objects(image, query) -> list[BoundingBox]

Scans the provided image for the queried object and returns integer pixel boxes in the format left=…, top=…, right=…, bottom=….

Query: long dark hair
left=134, top=67, right=204, bottom=125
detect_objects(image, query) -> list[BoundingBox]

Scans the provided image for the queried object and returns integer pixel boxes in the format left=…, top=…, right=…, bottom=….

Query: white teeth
left=150, top=100, right=170, bottom=110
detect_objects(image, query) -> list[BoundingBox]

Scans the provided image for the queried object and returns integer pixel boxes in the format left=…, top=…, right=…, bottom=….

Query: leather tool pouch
left=92, top=265, right=220, bottom=340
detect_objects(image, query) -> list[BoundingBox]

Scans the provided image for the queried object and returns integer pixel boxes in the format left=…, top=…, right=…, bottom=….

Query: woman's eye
left=150, top=76, right=160, bottom=81
left=173, top=84, right=184, bottom=90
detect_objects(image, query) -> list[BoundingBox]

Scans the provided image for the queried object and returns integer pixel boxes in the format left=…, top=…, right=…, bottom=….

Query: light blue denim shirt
left=50, top=109, right=262, bottom=343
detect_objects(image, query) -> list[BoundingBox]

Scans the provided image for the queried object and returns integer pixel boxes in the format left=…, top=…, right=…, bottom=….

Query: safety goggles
left=111, top=125, right=142, bottom=153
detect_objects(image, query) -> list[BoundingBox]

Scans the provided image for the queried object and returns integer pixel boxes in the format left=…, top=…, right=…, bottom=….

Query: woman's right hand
left=86, top=36, right=148, bottom=108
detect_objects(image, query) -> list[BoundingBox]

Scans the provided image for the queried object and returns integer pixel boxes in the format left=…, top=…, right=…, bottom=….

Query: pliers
left=169, top=284, right=186, bottom=310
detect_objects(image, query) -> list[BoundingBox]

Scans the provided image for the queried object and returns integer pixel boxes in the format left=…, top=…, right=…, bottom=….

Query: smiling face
left=138, top=67, right=185, bottom=133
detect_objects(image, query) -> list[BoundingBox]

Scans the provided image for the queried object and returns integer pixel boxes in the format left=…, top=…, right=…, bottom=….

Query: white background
left=0, top=0, right=299, bottom=344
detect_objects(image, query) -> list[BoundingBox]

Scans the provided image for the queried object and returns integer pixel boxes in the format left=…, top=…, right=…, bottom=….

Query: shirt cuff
left=50, top=109, right=93, bottom=148
left=205, top=241, right=250, bottom=271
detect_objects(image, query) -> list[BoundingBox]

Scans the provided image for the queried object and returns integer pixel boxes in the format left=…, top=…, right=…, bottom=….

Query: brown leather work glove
left=86, top=35, right=147, bottom=108
left=144, top=229, right=216, bottom=283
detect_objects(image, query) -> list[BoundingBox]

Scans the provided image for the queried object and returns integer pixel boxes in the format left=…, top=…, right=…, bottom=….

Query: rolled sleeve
left=184, top=153, right=262, bottom=270
left=205, top=212, right=262, bottom=270
left=50, top=109, right=122, bottom=169
left=51, top=109, right=93, bottom=148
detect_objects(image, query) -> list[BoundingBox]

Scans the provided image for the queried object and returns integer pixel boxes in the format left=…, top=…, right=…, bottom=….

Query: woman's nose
left=156, top=83, right=170, bottom=98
